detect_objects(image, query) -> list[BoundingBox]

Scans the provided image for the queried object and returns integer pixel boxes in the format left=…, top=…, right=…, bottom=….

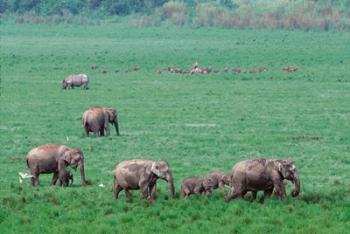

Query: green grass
left=1, top=23, right=350, bottom=233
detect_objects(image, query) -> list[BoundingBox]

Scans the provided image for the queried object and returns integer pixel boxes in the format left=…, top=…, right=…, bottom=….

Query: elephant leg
left=260, top=188, right=274, bottom=203
left=181, top=187, right=190, bottom=197
left=113, top=184, right=123, bottom=199
left=93, top=129, right=100, bottom=137
left=225, top=186, right=245, bottom=202
left=31, top=176, right=37, bottom=186
left=273, top=180, right=286, bottom=199
left=150, top=184, right=157, bottom=200
left=83, top=125, right=89, bottom=137
left=33, top=174, right=40, bottom=186
left=139, top=180, right=151, bottom=199
left=224, top=191, right=240, bottom=202
left=250, top=191, right=257, bottom=202
left=194, top=185, right=203, bottom=195
left=51, top=172, right=59, bottom=186
left=141, top=186, right=150, bottom=199
left=100, top=128, right=105, bottom=137
left=125, top=189, right=132, bottom=201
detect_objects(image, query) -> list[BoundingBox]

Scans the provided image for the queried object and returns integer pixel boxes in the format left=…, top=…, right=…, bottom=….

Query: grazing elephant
left=225, top=158, right=300, bottom=202
left=58, top=170, right=74, bottom=187
left=206, top=171, right=231, bottom=189
left=62, top=74, right=89, bottom=89
left=82, top=106, right=120, bottom=137
left=113, top=159, right=175, bottom=201
left=181, top=176, right=215, bottom=197
left=26, top=144, right=87, bottom=186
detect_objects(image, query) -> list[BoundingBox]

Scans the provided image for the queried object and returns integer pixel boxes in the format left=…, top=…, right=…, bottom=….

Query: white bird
left=18, top=172, right=33, bottom=184
left=19, top=172, right=33, bottom=179
left=98, top=183, right=105, bottom=188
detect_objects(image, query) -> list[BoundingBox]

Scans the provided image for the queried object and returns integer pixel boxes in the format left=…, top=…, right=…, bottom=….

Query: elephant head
left=105, top=108, right=120, bottom=136
left=151, top=160, right=175, bottom=197
left=61, top=149, right=87, bottom=186
left=276, top=160, right=300, bottom=197
left=221, top=174, right=231, bottom=187
left=202, top=177, right=215, bottom=192
left=62, top=80, right=68, bottom=89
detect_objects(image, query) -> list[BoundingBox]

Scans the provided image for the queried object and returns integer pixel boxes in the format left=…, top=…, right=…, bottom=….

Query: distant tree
left=86, top=0, right=103, bottom=9
left=0, top=0, right=10, bottom=13
left=12, top=0, right=41, bottom=13
left=219, top=0, right=238, bottom=9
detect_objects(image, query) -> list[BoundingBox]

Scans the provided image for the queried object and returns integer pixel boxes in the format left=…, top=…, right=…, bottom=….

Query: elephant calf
left=206, top=171, right=231, bottom=189
left=225, top=158, right=300, bottom=202
left=181, top=176, right=215, bottom=197
left=82, top=106, right=120, bottom=137
left=113, top=159, right=175, bottom=201
left=62, top=74, right=89, bottom=89
left=59, top=171, right=74, bottom=187
left=26, top=144, right=87, bottom=186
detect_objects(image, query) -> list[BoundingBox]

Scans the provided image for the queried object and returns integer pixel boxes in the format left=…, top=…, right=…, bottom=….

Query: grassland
left=0, top=23, right=350, bottom=233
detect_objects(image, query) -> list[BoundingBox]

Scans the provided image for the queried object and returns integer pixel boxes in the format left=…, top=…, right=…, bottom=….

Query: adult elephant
left=82, top=106, right=120, bottom=137
left=113, top=159, right=175, bottom=201
left=225, top=158, right=300, bottom=202
left=26, top=144, right=87, bottom=186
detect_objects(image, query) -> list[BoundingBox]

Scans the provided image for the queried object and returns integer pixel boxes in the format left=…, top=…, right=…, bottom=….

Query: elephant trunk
left=113, top=119, right=120, bottom=136
left=79, top=160, right=87, bottom=186
left=167, top=170, right=175, bottom=198
left=291, top=173, right=300, bottom=197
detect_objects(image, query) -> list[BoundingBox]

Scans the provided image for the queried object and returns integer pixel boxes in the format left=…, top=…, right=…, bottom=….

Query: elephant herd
left=23, top=74, right=301, bottom=203
left=25, top=145, right=301, bottom=202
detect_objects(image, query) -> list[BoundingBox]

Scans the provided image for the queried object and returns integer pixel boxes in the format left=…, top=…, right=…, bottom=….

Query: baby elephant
left=206, top=171, right=231, bottom=189
left=59, top=171, right=74, bottom=187
left=181, top=176, right=215, bottom=197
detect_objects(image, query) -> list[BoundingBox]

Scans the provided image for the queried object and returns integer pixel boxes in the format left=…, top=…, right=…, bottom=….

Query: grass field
left=1, top=23, right=350, bottom=233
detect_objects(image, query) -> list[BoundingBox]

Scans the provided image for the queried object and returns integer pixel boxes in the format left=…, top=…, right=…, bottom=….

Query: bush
left=162, top=1, right=187, bottom=26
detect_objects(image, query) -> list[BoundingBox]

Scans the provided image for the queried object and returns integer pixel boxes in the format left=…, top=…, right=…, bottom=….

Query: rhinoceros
left=62, top=74, right=89, bottom=89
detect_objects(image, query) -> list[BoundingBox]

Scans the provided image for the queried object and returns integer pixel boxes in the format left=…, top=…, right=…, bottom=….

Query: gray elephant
left=82, top=106, right=120, bottom=137
left=26, top=144, right=87, bottom=186
left=225, top=158, right=300, bottom=202
left=113, top=159, right=175, bottom=201
left=58, top=170, right=74, bottom=187
left=62, top=74, right=89, bottom=89
left=206, top=171, right=231, bottom=189
left=181, top=176, right=215, bottom=197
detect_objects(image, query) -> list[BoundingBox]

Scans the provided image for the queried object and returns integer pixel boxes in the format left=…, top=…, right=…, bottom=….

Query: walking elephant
left=82, top=106, right=120, bottom=137
left=62, top=74, right=89, bottom=89
left=206, top=171, right=231, bottom=189
left=26, top=144, right=87, bottom=186
left=113, top=159, right=175, bottom=201
left=225, top=158, right=300, bottom=202
left=59, top=170, right=74, bottom=187
left=181, top=176, right=215, bottom=197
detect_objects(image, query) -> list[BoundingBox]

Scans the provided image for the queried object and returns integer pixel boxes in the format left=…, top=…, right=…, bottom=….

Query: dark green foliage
left=1, top=0, right=168, bottom=15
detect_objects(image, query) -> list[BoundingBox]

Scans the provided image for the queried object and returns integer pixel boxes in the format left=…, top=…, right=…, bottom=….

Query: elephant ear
left=105, top=108, right=116, bottom=122
left=62, top=150, right=73, bottom=164
left=58, top=150, right=71, bottom=171
left=150, top=161, right=161, bottom=177
left=277, top=161, right=287, bottom=178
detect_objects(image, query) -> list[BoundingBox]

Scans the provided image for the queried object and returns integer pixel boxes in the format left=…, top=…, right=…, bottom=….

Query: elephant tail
left=82, top=114, right=88, bottom=128
left=26, top=159, right=29, bottom=168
